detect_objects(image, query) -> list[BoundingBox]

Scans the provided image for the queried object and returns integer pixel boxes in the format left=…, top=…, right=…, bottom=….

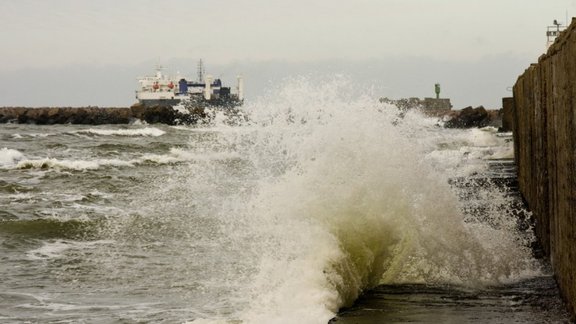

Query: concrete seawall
left=511, top=18, right=576, bottom=317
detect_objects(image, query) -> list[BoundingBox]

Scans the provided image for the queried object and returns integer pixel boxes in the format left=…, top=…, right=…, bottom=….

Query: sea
left=0, top=79, right=570, bottom=323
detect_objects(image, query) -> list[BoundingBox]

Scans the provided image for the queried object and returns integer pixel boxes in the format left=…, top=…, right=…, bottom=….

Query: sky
left=0, top=0, right=575, bottom=108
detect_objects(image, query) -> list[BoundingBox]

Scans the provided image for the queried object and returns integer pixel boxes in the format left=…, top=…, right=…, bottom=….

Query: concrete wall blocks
left=512, top=17, right=576, bottom=318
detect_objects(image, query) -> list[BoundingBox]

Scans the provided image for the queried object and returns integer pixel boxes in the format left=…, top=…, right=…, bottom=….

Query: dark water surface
left=332, top=276, right=570, bottom=323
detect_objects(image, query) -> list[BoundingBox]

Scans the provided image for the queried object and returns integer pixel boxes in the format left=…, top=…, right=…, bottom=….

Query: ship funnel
left=204, top=75, right=213, bottom=100
left=237, top=75, right=244, bottom=101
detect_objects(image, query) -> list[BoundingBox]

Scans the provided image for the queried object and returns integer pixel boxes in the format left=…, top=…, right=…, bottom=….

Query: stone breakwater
left=0, top=107, right=132, bottom=124
left=511, top=17, right=576, bottom=318
left=443, top=106, right=500, bottom=128
left=0, top=104, right=208, bottom=125
left=380, top=97, right=502, bottom=128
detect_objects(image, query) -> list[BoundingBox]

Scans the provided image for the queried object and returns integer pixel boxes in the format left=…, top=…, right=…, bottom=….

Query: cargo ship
left=135, top=60, right=243, bottom=108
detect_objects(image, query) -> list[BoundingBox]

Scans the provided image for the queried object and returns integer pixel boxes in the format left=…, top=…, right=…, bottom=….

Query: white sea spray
left=0, top=147, right=25, bottom=167
left=170, top=77, right=540, bottom=323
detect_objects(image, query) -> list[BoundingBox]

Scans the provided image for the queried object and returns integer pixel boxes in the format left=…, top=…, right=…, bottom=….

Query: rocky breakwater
left=380, top=97, right=501, bottom=128
left=512, top=17, right=576, bottom=318
left=129, top=103, right=208, bottom=125
left=443, top=106, right=500, bottom=128
left=0, top=107, right=132, bottom=124
left=0, top=104, right=210, bottom=125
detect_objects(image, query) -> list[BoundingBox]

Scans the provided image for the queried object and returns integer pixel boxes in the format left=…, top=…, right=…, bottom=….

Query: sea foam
left=16, top=158, right=134, bottom=171
left=73, top=127, right=166, bottom=137
left=0, top=148, right=25, bottom=167
left=11, top=147, right=236, bottom=171
left=26, top=239, right=115, bottom=261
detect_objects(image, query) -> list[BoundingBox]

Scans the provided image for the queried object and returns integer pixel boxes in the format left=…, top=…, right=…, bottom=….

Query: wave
left=11, top=147, right=238, bottom=171
left=15, top=157, right=135, bottom=171
left=0, top=218, right=101, bottom=240
left=186, top=77, right=539, bottom=323
left=72, top=127, right=166, bottom=137
left=0, top=148, right=25, bottom=167
left=141, top=147, right=240, bottom=164
left=26, top=239, right=114, bottom=260
left=11, top=133, right=55, bottom=139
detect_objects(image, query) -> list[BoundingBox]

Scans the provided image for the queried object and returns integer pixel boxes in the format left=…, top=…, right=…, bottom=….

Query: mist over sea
left=0, top=79, right=569, bottom=323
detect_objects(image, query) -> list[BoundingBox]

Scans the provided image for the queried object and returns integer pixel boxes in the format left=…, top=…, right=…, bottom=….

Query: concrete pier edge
left=509, top=17, right=576, bottom=318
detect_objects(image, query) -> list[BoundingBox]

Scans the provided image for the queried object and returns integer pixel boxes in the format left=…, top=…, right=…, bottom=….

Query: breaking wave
left=11, top=147, right=239, bottom=171
left=71, top=127, right=166, bottom=137
left=188, top=77, right=539, bottom=323
left=0, top=148, right=25, bottom=167
left=16, top=158, right=134, bottom=171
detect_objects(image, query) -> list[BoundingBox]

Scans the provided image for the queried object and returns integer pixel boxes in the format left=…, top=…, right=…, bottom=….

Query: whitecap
left=0, top=148, right=25, bottom=167
left=74, top=127, right=166, bottom=137
left=15, top=157, right=134, bottom=171
left=26, top=240, right=72, bottom=260
left=26, top=240, right=115, bottom=260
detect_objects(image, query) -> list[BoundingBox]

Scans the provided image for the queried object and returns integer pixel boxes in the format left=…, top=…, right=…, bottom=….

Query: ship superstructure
left=546, top=19, right=567, bottom=48
left=135, top=61, right=243, bottom=108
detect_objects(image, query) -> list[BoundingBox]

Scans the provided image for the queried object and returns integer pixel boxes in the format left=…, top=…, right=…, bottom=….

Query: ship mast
left=197, top=59, right=205, bottom=83
left=155, top=64, right=164, bottom=79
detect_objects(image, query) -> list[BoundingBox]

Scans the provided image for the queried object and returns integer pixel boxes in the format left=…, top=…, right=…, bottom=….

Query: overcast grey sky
left=1, top=0, right=575, bottom=108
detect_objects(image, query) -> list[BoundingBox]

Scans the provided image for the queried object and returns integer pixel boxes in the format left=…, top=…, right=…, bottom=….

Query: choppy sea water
left=0, top=79, right=570, bottom=323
